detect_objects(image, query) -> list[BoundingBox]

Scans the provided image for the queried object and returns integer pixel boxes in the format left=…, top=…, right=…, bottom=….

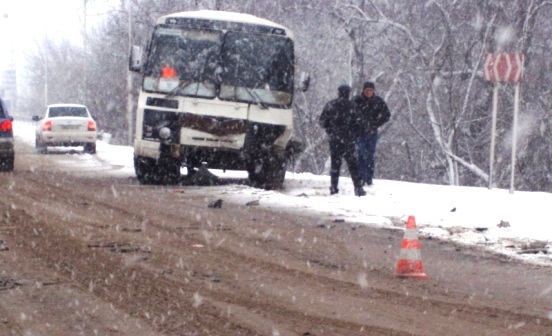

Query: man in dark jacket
left=353, top=81, right=390, bottom=186
left=319, top=85, right=366, bottom=197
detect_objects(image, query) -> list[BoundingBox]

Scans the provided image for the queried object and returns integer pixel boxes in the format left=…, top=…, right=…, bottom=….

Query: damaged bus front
left=129, top=10, right=309, bottom=189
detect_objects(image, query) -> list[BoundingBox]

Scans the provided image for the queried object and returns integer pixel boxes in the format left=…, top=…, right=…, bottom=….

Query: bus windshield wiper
left=194, top=53, right=213, bottom=96
left=244, top=87, right=269, bottom=109
left=164, top=79, right=191, bottom=98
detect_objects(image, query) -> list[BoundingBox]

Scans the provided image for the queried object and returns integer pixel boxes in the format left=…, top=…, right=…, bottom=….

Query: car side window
left=0, top=99, right=5, bottom=119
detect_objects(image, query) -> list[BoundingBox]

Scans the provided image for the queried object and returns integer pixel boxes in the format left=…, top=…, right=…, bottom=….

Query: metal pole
left=489, top=82, right=499, bottom=189
left=126, top=1, right=133, bottom=146
left=44, top=58, right=48, bottom=106
left=83, top=0, right=87, bottom=105
left=44, top=27, right=48, bottom=107
left=510, top=82, right=521, bottom=194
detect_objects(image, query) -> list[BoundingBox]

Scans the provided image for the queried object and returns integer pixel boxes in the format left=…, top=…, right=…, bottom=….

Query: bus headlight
left=158, top=127, right=171, bottom=140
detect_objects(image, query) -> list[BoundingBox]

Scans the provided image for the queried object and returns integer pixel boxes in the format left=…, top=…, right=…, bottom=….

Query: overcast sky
left=0, top=0, right=117, bottom=69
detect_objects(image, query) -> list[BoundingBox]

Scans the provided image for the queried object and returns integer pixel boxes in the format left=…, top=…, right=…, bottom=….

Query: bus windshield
left=142, top=26, right=294, bottom=107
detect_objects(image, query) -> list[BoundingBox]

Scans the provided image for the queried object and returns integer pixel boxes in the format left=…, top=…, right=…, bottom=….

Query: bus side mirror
left=299, top=72, right=310, bottom=92
left=129, top=45, right=143, bottom=72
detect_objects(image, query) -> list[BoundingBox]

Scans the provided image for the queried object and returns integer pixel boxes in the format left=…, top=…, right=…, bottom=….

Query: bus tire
left=135, top=156, right=180, bottom=185
left=135, top=156, right=154, bottom=184
left=153, top=159, right=181, bottom=185
left=248, top=155, right=286, bottom=190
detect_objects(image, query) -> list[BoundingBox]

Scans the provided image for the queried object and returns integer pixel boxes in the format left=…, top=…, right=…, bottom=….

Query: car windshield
left=142, top=26, right=294, bottom=107
left=48, top=106, right=88, bottom=118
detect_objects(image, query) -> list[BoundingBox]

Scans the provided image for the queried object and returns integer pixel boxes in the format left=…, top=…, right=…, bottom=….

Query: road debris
left=208, top=199, right=223, bottom=208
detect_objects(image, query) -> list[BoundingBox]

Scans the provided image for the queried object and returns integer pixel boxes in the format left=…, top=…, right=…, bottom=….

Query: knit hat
left=363, top=81, right=375, bottom=90
left=337, top=84, right=351, bottom=97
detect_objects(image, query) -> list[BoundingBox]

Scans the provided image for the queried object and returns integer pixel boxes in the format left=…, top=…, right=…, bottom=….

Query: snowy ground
left=13, top=120, right=552, bottom=266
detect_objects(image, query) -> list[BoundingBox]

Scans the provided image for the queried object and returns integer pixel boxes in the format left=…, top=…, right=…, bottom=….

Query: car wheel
left=0, top=156, right=14, bottom=172
left=35, top=138, right=47, bottom=154
left=84, top=142, right=96, bottom=154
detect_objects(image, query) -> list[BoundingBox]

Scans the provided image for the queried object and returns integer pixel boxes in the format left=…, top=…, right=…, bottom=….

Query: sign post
left=510, top=82, right=521, bottom=194
left=483, top=53, right=524, bottom=194
left=489, top=82, right=499, bottom=189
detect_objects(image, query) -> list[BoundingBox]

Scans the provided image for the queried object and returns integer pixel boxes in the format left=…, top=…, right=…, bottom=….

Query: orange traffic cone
left=396, top=216, right=427, bottom=279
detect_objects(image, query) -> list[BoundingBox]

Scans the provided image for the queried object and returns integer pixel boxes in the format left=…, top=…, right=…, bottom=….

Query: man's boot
left=354, top=187, right=366, bottom=197
left=330, top=186, right=339, bottom=195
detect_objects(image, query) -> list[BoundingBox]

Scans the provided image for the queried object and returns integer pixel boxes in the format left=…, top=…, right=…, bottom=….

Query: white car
left=33, top=104, right=97, bottom=154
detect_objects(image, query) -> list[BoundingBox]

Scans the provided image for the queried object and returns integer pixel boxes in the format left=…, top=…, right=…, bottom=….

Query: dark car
left=0, top=97, right=14, bottom=171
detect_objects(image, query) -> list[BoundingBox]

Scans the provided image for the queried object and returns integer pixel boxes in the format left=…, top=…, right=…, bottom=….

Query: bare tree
left=320, top=0, right=552, bottom=191
left=21, top=39, right=85, bottom=114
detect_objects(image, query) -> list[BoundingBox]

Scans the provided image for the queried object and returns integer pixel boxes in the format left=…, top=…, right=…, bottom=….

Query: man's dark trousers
left=329, top=139, right=362, bottom=190
left=357, top=130, right=378, bottom=185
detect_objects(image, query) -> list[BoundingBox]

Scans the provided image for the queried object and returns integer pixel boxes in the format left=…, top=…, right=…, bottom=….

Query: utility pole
left=44, top=55, right=48, bottom=106
left=83, top=0, right=87, bottom=105
left=42, top=23, right=49, bottom=107
left=127, top=1, right=134, bottom=145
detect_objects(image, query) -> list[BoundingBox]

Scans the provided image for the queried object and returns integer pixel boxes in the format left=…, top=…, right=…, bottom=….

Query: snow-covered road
left=13, top=120, right=552, bottom=266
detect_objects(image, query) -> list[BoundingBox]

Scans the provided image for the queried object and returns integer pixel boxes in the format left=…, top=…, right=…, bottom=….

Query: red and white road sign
left=483, top=53, right=525, bottom=83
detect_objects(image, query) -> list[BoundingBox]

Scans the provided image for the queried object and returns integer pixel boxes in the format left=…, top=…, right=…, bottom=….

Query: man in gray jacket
left=353, top=81, right=390, bottom=187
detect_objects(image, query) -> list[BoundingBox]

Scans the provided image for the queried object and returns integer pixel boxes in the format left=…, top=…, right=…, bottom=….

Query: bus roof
left=157, top=10, right=294, bottom=39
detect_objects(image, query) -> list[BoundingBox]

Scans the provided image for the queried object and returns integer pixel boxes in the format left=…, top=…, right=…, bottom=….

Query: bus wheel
left=248, top=155, right=286, bottom=190
left=135, top=156, right=154, bottom=184
left=153, top=159, right=181, bottom=185
left=135, top=156, right=180, bottom=185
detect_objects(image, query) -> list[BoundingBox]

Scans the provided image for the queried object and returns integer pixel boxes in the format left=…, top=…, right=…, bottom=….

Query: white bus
left=129, top=10, right=309, bottom=189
